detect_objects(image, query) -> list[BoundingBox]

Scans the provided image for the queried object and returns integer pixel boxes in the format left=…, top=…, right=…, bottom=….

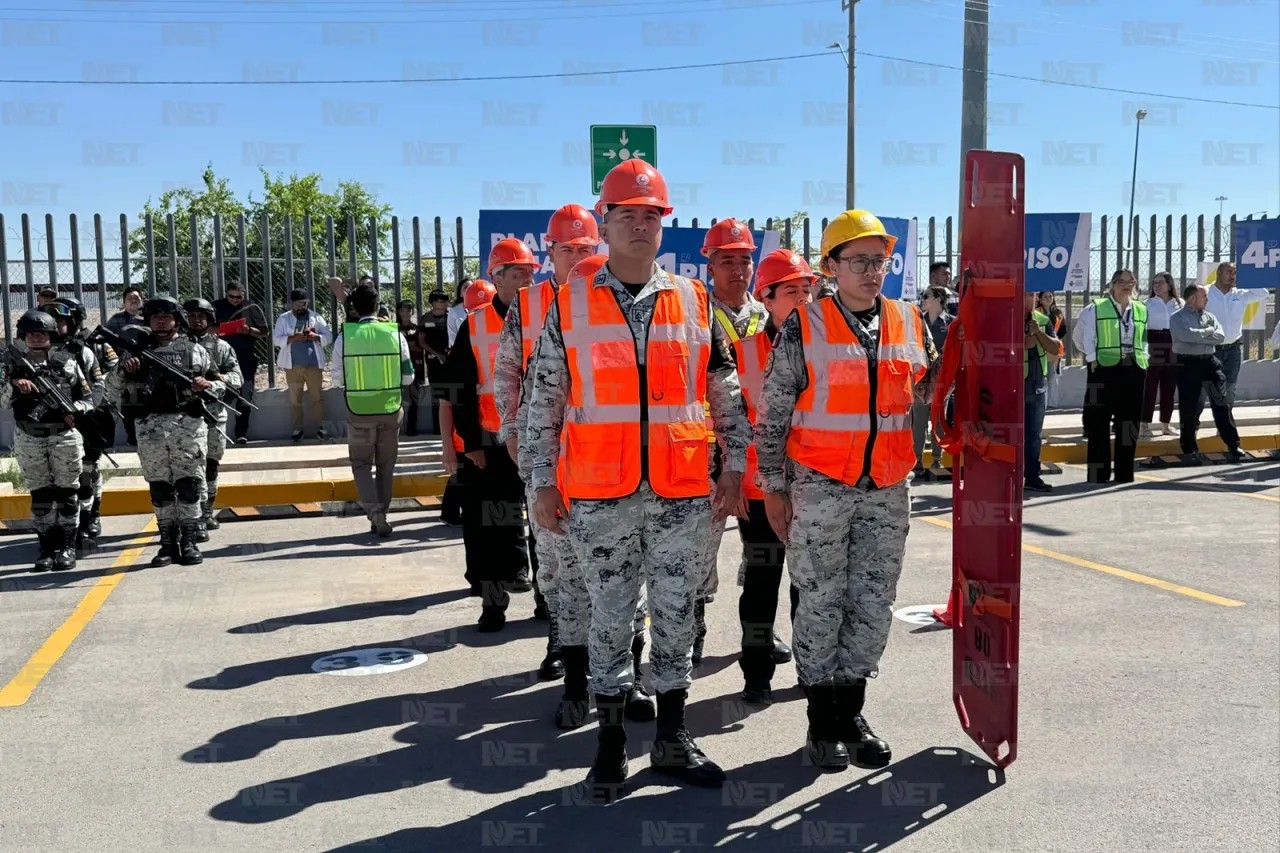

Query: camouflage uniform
left=525, top=263, right=751, bottom=696
left=62, top=335, right=116, bottom=541
left=191, top=330, right=243, bottom=522
left=1, top=349, right=93, bottom=548
left=107, top=336, right=218, bottom=540
left=753, top=296, right=938, bottom=688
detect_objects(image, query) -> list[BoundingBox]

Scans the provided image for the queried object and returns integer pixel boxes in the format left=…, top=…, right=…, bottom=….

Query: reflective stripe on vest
left=733, top=329, right=772, bottom=501
left=342, top=321, right=403, bottom=416
left=786, top=297, right=929, bottom=488
left=559, top=271, right=711, bottom=500
left=519, top=280, right=557, bottom=372
left=1093, top=298, right=1148, bottom=368
left=469, top=304, right=505, bottom=433
left=1024, top=309, right=1049, bottom=380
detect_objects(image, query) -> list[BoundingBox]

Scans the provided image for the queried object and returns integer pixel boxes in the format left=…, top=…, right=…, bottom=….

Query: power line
left=2, top=47, right=1278, bottom=109
left=0, top=0, right=830, bottom=24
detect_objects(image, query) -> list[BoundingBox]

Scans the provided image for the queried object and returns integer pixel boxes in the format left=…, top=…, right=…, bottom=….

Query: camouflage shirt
left=192, top=331, right=244, bottom=406
left=753, top=295, right=940, bottom=494
left=524, top=262, right=750, bottom=493
left=106, top=335, right=217, bottom=415
left=0, top=348, right=94, bottom=422
left=494, top=294, right=527, bottom=444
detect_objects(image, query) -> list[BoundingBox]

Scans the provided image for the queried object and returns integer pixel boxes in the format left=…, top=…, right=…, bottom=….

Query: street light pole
left=1128, top=109, right=1147, bottom=271
left=842, top=0, right=858, bottom=209
left=957, top=0, right=988, bottom=235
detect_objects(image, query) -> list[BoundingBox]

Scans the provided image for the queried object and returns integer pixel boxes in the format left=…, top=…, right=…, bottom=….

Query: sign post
left=591, top=125, right=658, bottom=194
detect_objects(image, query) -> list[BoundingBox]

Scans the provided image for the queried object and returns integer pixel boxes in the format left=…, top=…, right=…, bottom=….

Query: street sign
left=591, top=125, right=657, bottom=194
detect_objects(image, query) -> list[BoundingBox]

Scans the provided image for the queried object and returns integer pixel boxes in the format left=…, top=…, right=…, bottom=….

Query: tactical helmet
left=17, top=309, right=58, bottom=338
left=182, top=297, right=217, bottom=325
left=40, top=301, right=74, bottom=338
left=54, top=296, right=88, bottom=331
left=143, top=295, right=186, bottom=326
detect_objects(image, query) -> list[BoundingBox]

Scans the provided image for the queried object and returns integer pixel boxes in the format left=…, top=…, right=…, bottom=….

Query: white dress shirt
left=1071, top=297, right=1149, bottom=364
left=272, top=309, right=332, bottom=370
left=1143, top=296, right=1176, bottom=332
left=330, top=316, right=414, bottom=388
left=446, top=304, right=468, bottom=348
left=1205, top=285, right=1268, bottom=345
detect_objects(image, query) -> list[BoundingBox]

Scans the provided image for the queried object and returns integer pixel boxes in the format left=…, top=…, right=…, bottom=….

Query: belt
left=1216, top=341, right=1243, bottom=348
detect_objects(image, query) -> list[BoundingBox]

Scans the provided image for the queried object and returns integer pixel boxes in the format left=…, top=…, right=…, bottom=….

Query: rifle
left=86, top=325, right=234, bottom=427
left=8, top=346, right=118, bottom=468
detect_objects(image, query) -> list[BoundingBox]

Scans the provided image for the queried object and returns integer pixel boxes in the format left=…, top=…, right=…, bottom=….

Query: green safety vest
left=1093, top=298, right=1148, bottom=368
left=342, top=320, right=403, bottom=415
left=1024, top=310, right=1049, bottom=380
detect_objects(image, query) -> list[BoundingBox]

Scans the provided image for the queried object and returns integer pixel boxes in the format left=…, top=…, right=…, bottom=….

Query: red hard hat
left=487, top=238, right=539, bottom=277
left=464, top=279, right=497, bottom=311
left=594, top=159, right=672, bottom=217
left=547, top=204, right=601, bottom=247
left=701, top=218, right=756, bottom=257
left=754, top=249, right=818, bottom=294
left=568, top=253, right=609, bottom=284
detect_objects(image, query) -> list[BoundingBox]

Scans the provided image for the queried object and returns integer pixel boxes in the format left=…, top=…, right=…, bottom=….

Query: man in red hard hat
left=445, top=241, right=538, bottom=632
left=492, top=207, right=656, bottom=728
left=526, top=159, right=751, bottom=800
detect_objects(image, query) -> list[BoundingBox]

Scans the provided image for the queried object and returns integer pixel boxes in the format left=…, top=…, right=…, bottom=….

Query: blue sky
left=1, top=0, right=1277, bottom=255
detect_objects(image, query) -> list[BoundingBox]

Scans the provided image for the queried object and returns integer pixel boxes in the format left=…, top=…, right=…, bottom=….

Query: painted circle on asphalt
left=894, top=605, right=948, bottom=626
left=311, top=648, right=427, bottom=676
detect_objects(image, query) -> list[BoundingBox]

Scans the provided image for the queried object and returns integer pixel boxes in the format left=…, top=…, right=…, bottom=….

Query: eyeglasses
left=832, top=254, right=890, bottom=275
left=226, top=293, right=243, bottom=300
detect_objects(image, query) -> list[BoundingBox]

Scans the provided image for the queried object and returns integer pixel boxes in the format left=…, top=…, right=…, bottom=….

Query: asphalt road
left=1, top=460, right=1277, bottom=853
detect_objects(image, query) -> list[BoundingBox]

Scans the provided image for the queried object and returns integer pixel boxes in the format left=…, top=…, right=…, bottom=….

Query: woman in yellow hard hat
left=752, top=210, right=939, bottom=773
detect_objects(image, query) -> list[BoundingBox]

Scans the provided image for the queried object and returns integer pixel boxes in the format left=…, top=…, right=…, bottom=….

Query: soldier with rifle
left=1, top=310, right=95, bottom=572
left=99, top=296, right=225, bottom=567
left=184, top=298, right=244, bottom=542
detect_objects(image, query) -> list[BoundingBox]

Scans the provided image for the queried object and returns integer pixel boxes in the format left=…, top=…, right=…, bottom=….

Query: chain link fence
left=5, top=211, right=1275, bottom=386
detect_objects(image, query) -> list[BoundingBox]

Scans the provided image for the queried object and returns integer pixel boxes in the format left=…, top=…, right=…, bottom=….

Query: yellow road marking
left=917, top=515, right=1245, bottom=608
left=1062, top=462, right=1280, bottom=503
left=0, top=518, right=158, bottom=708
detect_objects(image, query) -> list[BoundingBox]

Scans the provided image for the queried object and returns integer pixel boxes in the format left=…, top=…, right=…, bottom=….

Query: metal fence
left=4, top=210, right=1276, bottom=388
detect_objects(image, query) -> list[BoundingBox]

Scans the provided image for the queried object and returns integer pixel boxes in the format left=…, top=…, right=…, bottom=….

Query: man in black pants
left=1170, top=283, right=1243, bottom=464
left=734, top=249, right=816, bottom=703
left=213, top=281, right=269, bottom=443
left=445, top=247, right=536, bottom=632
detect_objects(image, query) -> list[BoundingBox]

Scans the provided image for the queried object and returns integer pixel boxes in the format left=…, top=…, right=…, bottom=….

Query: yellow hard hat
left=819, top=209, right=897, bottom=262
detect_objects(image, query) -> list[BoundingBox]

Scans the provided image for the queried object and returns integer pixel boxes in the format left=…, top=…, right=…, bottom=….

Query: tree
left=128, top=164, right=246, bottom=299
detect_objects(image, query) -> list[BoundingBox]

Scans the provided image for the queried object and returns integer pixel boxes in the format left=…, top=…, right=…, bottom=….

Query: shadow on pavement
left=228, top=589, right=472, bottom=634
left=314, top=746, right=1002, bottom=853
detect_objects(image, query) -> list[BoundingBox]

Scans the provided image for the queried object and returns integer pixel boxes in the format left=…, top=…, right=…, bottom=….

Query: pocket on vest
left=567, top=427, right=626, bottom=487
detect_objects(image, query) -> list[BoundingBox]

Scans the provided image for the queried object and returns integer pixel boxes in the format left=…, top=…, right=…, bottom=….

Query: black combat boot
left=87, top=497, right=103, bottom=539
left=193, top=517, right=210, bottom=543
left=691, top=599, right=707, bottom=666
left=805, top=685, right=851, bottom=772
left=771, top=633, right=793, bottom=664
left=151, top=523, right=178, bottom=567
left=585, top=693, right=628, bottom=802
left=205, top=508, right=220, bottom=531
left=835, top=679, right=891, bottom=768
left=53, top=525, right=78, bottom=572
left=178, top=523, right=204, bottom=566
left=555, top=645, right=591, bottom=730
left=76, top=507, right=97, bottom=553
left=538, top=612, right=565, bottom=681
left=33, top=529, right=56, bottom=573
left=650, top=689, right=726, bottom=788
left=623, top=634, right=656, bottom=722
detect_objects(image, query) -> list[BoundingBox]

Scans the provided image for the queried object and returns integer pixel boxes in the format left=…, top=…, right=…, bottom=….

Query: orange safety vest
left=519, top=280, right=557, bottom=372
left=732, top=328, right=773, bottom=501
left=786, top=297, right=929, bottom=488
left=469, top=303, right=504, bottom=433
left=558, top=271, right=712, bottom=500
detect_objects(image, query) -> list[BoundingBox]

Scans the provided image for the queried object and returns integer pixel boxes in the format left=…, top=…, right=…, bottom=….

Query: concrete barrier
left=1054, top=359, right=1279, bottom=409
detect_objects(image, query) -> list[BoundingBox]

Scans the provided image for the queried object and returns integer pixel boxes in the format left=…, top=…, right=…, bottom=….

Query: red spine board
left=936, top=150, right=1025, bottom=768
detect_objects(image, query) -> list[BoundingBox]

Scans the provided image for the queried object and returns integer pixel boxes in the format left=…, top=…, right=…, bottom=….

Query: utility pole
left=1127, top=109, right=1147, bottom=271
left=1216, top=196, right=1228, bottom=218
left=843, top=0, right=858, bottom=209
left=957, top=0, right=988, bottom=234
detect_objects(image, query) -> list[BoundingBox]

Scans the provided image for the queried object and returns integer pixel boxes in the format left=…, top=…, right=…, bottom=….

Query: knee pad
left=205, top=458, right=220, bottom=482
left=78, top=470, right=95, bottom=500
left=149, top=481, right=176, bottom=506
left=30, top=487, right=57, bottom=516
left=175, top=476, right=201, bottom=504
left=54, top=487, right=79, bottom=516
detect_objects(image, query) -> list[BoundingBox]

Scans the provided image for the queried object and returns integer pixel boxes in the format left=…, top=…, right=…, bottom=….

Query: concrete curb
left=1, top=435, right=1277, bottom=524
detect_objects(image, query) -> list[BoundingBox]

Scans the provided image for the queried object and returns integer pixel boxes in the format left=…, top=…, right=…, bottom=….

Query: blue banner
left=1024, top=213, right=1091, bottom=293
left=478, top=210, right=780, bottom=283
left=880, top=217, right=918, bottom=300
left=1234, top=218, right=1280, bottom=289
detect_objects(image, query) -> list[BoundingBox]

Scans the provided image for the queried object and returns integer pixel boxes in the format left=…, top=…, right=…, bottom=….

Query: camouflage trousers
left=526, top=484, right=647, bottom=649
left=695, top=475, right=727, bottom=603
left=14, top=427, right=83, bottom=534
left=201, top=414, right=229, bottom=515
left=567, top=482, right=709, bottom=695
left=137, top=413, right=208, bottom=523
left=787, top=471, right=911, bottom=687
